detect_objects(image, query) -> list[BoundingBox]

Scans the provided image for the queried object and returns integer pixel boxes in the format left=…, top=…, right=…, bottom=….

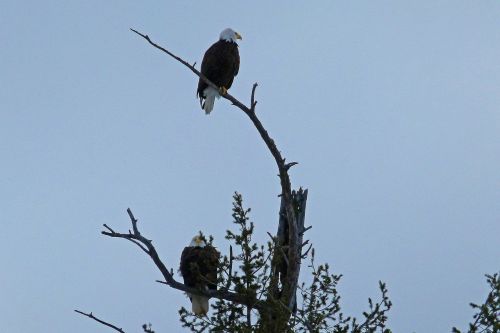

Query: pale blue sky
left=1, top=1, right=499, bottom=332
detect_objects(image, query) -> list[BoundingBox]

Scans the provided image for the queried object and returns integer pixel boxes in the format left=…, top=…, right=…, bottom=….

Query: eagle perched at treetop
left=179, top=235, right=220, bottom=315
left=197, top=28, right=241, bottom=114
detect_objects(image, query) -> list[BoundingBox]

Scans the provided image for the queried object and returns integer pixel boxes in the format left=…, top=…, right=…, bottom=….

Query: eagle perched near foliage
left=179, top=235, right=220, bottom=315
left=197, top=28, right=241, bottom=114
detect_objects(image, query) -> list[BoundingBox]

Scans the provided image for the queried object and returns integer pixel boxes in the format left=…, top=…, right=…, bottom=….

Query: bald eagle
left=179, top=235, right=220, bottom=315
left=197, top=28, right=241, bottom=114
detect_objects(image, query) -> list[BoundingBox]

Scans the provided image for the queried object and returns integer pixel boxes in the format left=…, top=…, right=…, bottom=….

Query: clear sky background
left=1, top=1, right=499, bottom=332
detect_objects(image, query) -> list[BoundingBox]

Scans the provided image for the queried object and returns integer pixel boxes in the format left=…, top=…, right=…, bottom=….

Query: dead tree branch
left=74, top=309, right=126, bottom=333
left=101, top=208, right=264, bottom=311
left=130, top=28, right=308, bottom=325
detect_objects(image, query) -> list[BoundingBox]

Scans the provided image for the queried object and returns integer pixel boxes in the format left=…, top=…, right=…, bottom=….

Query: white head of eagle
left=189, top=235, right=206, bottom=247
left=197, top=28, right=242, bottom=115
left=179, top=235, right=220, bottom=316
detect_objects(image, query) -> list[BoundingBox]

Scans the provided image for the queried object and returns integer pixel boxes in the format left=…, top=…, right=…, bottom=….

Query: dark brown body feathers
left=180, top=245, right=220, bottom=292
left=197, top=40, right=240, bottom=105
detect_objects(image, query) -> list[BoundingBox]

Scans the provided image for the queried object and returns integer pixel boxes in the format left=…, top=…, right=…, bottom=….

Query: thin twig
left=285, top=162, right=299, bottom=170
left=300, top=225, right=312, bottom=236
left=75, top=309, right=126, bottom=333
left=301, top=244, right=313, bottom=259
left=225, top=245, right=234, bottom=289
left=250, top=83, right=258, bottom=111
left=126, top=208, right=140, bottom=235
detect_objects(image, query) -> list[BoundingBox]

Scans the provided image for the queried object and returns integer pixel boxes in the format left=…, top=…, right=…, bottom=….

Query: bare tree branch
left=129, top=28, right=308, bottom=323
left=74, top=309, right=126, bottom=333
left=300, top=225, right=312, bottom=235
left=102, top=208, right=265, bottom=311
left=226, top=245, right=234, bottom=290
left=250, top=82, right=258, bottom=111
left=130, top=28, right=248, bottom=112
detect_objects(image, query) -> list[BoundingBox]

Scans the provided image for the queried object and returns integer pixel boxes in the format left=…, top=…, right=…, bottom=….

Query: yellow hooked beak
left=235, top=32, right=242, bottom=40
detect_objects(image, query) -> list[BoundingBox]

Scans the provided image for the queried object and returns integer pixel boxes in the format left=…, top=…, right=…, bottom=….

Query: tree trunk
left=264, top=188, right=308, bottom=331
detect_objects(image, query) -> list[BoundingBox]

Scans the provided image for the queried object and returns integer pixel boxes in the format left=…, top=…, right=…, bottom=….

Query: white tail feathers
left=203, top=87, right=220, bottom=114
left=190, top=294, right=209, bottom=315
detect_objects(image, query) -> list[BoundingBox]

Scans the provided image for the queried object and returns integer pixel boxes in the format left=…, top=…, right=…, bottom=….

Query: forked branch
left=101, top=208, right=264, bottom=311
left=131, top=28, right=304, bottom=316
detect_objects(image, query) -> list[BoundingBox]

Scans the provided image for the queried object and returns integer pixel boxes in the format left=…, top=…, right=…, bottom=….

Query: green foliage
left=179, top=192, right=271, bottom=332
left=177, top=193, right=497, bottom=332
left=291, top=249, right=392, bottom=333
left=225, top=192, right=271, bottom=299
left=179, top=193, right=393, bottom=332
left=452, top=273, right=500, bottom=333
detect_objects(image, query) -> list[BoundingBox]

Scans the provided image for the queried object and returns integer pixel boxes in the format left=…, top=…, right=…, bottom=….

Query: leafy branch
left=452, top=273, right=500, bottom=333
left=179, top=193, right=272, bottom=332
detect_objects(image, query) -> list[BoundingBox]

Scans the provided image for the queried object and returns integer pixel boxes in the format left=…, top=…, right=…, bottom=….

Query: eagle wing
left=203, top=246, right=220, bottom=291
left=232, top=47, right=240, bottom=77
left=180, top=245, right=220, bottom=291
left=197, top=41, right=240, bottom=100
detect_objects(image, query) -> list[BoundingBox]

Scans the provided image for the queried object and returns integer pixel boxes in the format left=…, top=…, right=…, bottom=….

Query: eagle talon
left=219, top=87, right=228, bottom=95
